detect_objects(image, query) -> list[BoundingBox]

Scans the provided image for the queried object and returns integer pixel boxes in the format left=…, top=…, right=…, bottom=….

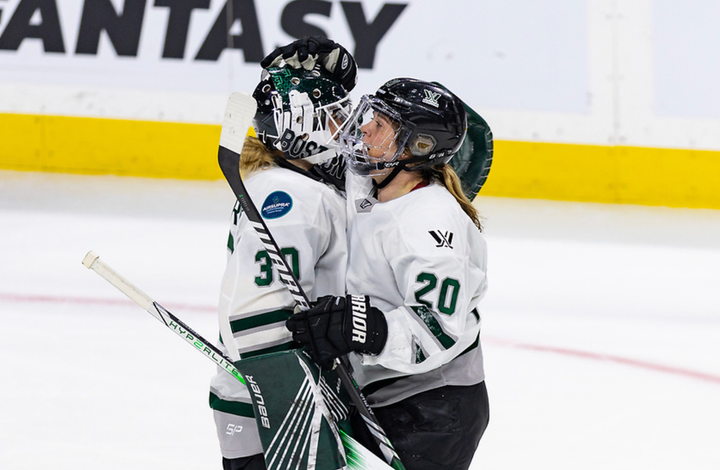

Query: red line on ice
left=486, top=337, right=720, bottom=385
left=4, top=292, right=719, bottom=385
left=0, top=292, right=216, bottom=313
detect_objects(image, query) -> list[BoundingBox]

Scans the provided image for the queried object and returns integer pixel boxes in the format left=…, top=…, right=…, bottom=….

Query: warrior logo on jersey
left=429, top=230, right=454, bottom=248
left=261, top=191, right=293, bottom=219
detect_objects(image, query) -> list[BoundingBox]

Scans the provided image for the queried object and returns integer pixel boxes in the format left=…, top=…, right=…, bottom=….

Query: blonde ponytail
left=239, top=136, right=282, bottom=178
left=428, top=165, right=483, bottom=231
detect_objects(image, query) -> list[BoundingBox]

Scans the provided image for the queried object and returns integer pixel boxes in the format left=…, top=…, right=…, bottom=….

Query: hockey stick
left=81, top=251, right=245, bottom=385
left=82, top=250, right=391, bottom=470
left=218, top=92, right=405, bottom=470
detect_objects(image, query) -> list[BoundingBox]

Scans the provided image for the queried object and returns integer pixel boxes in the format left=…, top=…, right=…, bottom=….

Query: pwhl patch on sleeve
left=261, top=191, right=293, bottom=219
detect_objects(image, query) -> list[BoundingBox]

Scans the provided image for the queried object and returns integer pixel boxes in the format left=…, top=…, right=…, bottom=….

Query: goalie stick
left=81, top=251, right=392, bottom=470
left=81, top=251, right=244, bottom=384
left=218, top=92, right=405, bottom=470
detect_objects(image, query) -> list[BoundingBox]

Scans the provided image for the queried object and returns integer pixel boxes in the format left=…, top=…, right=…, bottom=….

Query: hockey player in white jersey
left=208, top=55, right=354, bottom=470
left=287, top=79, right=490, bottom=470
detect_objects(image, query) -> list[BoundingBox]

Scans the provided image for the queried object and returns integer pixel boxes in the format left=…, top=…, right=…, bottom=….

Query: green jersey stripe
left=410, top=305, right=457, bottom=349
left=209, top=392, right=255, bottom=417
left=230, top=308, right=294, bottom=333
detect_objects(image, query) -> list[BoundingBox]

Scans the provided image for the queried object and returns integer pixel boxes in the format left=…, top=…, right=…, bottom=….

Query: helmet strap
left=375, top=163, right=405, bottom=189
left=376, top=149, right=437, bottom=189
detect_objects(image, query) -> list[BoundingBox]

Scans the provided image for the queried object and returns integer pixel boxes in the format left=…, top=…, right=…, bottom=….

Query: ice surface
left=1, top=170, right=719, bottom=469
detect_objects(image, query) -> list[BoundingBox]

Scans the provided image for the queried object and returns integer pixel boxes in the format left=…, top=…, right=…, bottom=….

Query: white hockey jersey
left=210, top=165, right=347, bottom=459
left=345, top=173, right=488, bottom=407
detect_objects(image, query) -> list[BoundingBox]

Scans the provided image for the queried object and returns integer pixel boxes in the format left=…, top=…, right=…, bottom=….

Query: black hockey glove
left=286, top=295, right=387, bottom=368
left=260, top=36, right=358, bottom=92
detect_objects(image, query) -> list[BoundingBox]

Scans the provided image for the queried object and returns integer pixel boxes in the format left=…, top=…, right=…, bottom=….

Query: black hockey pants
left=352, top=381, right=490, bottom=470
left=224, top=382, right=489, bottom=470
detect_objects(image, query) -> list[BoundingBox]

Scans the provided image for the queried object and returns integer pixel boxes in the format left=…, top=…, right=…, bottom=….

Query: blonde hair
left=239, top=136, right=282, bottom=178
left=426, top=164, right=483, bottom=232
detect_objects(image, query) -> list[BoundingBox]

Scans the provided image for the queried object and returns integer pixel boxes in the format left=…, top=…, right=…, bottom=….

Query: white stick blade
left=220, top=92, right=258, bottom=154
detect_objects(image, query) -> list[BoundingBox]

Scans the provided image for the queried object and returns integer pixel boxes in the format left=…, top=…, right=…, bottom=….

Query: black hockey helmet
left=252, top=65, right=352, bottom=164
left=339, top=78, right=467, bottom=176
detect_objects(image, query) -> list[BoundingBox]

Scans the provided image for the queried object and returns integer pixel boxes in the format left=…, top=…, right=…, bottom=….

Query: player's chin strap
left=375, top=153, right=429, bottom=189
left=375, top=165, right=403, bottom=189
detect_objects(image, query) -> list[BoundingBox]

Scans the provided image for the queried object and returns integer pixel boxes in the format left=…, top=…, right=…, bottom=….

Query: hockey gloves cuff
left=260, top=36, right=358, bottom=92
left=286, top=295, right=387, bottom=368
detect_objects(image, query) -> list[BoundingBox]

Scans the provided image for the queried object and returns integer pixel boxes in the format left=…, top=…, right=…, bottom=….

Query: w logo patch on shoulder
left=429, top=230, right=454, bottom=248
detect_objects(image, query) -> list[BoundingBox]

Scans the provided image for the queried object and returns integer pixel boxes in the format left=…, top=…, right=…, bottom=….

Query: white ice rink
left=2, top=170, right=719, bottom=469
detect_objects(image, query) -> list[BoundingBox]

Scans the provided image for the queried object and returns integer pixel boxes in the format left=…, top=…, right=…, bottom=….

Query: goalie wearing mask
left=208, top=55, right=354, bottom=470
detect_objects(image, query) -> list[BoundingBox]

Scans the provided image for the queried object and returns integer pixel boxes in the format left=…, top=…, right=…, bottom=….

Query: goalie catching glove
left=260, top=36, right=358, bottom=92
left=286, top=295, right=387, bottom=367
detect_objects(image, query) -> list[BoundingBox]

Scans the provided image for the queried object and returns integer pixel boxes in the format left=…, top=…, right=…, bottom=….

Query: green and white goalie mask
left=253, top=66, right=352, bottom=164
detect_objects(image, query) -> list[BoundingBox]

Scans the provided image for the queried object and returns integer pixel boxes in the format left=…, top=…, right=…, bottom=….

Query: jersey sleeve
left=358, top=203, right=487, bottom=375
